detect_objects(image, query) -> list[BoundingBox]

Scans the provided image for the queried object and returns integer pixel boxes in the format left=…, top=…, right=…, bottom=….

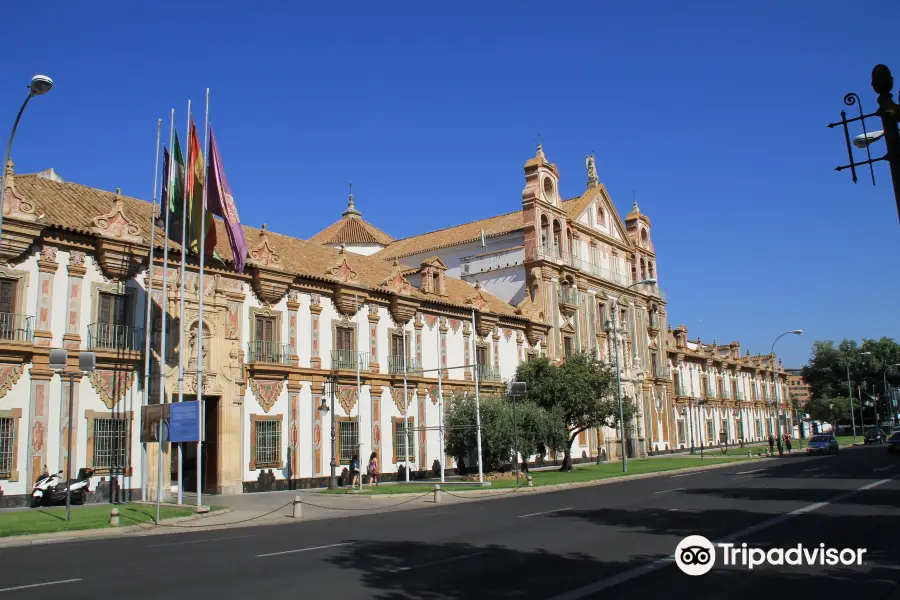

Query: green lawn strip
left=321, top=455, right=747, bottom=495
left=0, top=503, right=199, bottom=538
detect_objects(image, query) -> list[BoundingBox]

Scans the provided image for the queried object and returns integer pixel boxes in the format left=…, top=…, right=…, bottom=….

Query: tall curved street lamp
left=771, top=330, right=802, bottom=456
left=844, top=350, right=872, bottom=442
left=611, top=277, right=656, bottom=473
left=0, top=75, right=54, bottom=241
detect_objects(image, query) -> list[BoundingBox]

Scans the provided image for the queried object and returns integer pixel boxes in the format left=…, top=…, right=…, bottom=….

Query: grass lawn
left=0, top=503, right=201, bottom=538
left=321, top=455, right=748, bottom=495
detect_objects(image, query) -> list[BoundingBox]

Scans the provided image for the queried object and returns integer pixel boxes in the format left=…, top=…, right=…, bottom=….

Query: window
left=337, top=419, right=359, bottom=465
left=597, top=207, right=606, bottom=227
left=475, top=345, right=488, bottom=366
left=651, top=353, right=658, bottom=374
left=390, top=334, right=405, bottom=359
left=254, top=419, right=281, bottom=468
left=597, top=302, right=606, bottom=328
left=0, top=416, right=14, bottom=478
left=706, top=420, right=715, bottom=443
left=563, top=336, right=574, bottom=358
left=432, top=273, right=440, bottom=294
left=93, top=418, right=129, bottom=473
left=335, top=326, right=354, bottom=351
left=253, top=315, right=277, bottom=361
left=393, top=417, right=415, bottom=463
left=677, top=419, right=686, bottom=446
left=95, top=292, right=128, bottom=349
left=254, top=315, right=276, bottom=343
left=0, top=279, right=17, bottom=340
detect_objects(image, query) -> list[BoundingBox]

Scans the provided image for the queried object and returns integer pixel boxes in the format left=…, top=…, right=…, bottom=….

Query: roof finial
left=261, top=223, right=267, bottom=234
left=586, top=153, right=598, bottom=189
left=342, top=180, right=361, bottom=218
left=632, top=190, right=639, bottom=214
left=536, top=134, right=545, bottom=161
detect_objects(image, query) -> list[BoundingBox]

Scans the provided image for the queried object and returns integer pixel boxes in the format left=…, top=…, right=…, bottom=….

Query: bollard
left=747, top=450, right=751, bottom=459
left=110, top=507, right=120, bottom=527
left=434, top=484, right=441, bottom=503
left=292, top=495, right=303, bottom=519
left=527, top=475, right=533, bottom=488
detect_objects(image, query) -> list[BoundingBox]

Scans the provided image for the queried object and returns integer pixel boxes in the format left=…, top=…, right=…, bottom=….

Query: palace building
left=0, top=144, right=790, bottom=506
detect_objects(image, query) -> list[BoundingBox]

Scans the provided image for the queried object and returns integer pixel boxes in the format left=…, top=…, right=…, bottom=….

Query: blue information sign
left=169, top=401, right=201, bottom=443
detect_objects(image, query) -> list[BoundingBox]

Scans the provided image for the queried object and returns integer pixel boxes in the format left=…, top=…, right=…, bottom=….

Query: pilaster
left=287, top=291, right=300, bottom=367
left=63, top=251, right=86, bottom=351
left=33, top=245, right=58, bottom=348
left=463, top=321, right=472, bottom=381
left=310, top=293, right=322, bottom=369
left=439, top=317, right=449, bottom=378
left=367, top=304, right=380, bottom=373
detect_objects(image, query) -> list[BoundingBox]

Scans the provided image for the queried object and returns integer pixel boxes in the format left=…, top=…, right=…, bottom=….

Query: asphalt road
left=0, top=445, right=897, bottom=599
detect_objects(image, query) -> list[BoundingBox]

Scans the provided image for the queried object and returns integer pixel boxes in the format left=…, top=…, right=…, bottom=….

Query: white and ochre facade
left=0, top=161, right=554, bottom=505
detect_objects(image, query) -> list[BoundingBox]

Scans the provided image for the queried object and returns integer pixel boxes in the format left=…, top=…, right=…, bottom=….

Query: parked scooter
left=30, top=466, right=94, bottom=508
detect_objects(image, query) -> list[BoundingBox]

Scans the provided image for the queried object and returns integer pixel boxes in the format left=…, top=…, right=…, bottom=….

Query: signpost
left=169, top=401, right=202, bottom=443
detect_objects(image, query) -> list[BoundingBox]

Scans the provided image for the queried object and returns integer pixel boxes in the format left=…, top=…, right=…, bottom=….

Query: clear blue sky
left=3, top=0, right=898, bottom=367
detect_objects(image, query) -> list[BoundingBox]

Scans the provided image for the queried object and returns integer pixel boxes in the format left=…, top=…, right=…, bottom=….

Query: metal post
left=160, top=110, right=175, bottom=503
left=773, top=370, right=783, bottom=456
left=512, top=393, right=519, bottom=485
left=858, top=385, right=865, bottom=433
left=612, top=303, right=626, bottom=472
left=355, top=295, right=362, bottom=491
left=688, top=399, right=695, bottom=454
left=196, top=87, right=210, bottom=510
left=329, top=376, right=336, bottom=489
left=176, top=100, right=191, bottom=503
left=871, top=65, right=900, bottom=224
left=156, top=418, right=162, bottom=526
left=471, top=308, right=484, bottom=485
left=436, top=327, right=445, bottom=483
left=0, top=91, right=36, bottom=242
left=847, top=362, right=858, bottom=441
left=65, top=374, right=75, bottom=521
left=402, top=325, right=410, bottom=482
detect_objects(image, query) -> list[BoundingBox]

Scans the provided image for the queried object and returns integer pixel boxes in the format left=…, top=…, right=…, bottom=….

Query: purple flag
left=207, top=128, right=248, bottom=274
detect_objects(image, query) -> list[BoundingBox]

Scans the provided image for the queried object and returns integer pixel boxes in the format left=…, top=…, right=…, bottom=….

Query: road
left=0, top=445, right=897, bottom=599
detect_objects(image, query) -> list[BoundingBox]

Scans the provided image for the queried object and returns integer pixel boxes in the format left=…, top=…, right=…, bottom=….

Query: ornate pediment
left=249, top=377, right=284, bottom=413
left=247, top=224, right=283, bottom=270
left=88, top=369, right=135, bottom=410
left=91, top=189, right=143, bottom=243
left=326, top=246, right=358, bottom=283
left=380, top=261, right=414, bottom=295
left=466, top=282, right=490, bottom=312
left=2, top=160, right=37, bottom=222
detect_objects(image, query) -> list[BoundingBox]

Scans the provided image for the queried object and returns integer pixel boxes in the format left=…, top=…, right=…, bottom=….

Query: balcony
left=0, top=313, right=33, bottom=343
left=331, top=349, right=370, bottom=371
left=247, top=341, right=292, bottom=365
left=675, top=383, right=688, bottom=397
left=705, top=388, right=717, bottom=399
left=475, top=364, right=500, bottom=382
left=653, top=364, right=669, bottom=379
left=87, top=323, right=143, bottom=352
left=536, top=245, right=564, bottom=264
left=736, top=391, right=745, bottom=401
left=387, top=355, right=422, bottom=375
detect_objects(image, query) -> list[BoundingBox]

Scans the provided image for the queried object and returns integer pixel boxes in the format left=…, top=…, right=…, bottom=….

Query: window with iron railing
left=93, top=418, right=129, bottom=473
left=677, top=420, right=686, bottom=446
left=393, top=418, right=415, bottom=463
left=89, top=292, right=140, bottom=351
left=0, top=417, right=14, bottom=478
left=254, top=419, right=281, bottom=468
left=332, top=349, right=369, bottom=371
left=337, top=419, right=358, bottom=465
left=0, top=280, right=31, bottom=342
left=247, top=341, right=292, bottom=365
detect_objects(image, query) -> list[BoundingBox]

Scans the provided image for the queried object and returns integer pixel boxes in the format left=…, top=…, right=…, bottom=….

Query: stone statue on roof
left=586, top=154, right=599, bottom=189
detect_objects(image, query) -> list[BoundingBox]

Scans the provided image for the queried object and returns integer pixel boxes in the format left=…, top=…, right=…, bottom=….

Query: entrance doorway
left=178, top=395, right=219, bottom=494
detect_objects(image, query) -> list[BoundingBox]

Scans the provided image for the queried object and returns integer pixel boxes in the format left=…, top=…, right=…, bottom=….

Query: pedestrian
left=350, top=454, right=361, bottom=487
left=768, top=435, right=775, bottom=455
left=367, top=452, right=378, bottom=486
left=785, top=434, right=792, bottom=453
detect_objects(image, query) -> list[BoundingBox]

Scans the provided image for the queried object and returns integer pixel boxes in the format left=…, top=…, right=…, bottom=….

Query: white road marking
left=518, top=507, right=571, bottom=518
left=804, top=466, right=828, bottom=472
left=0, top=579, right=82, bottom=594
left=670, top=472, right=699, bottom=478
left=548, top=477, right=895, bottom=600
left=732, top=475, right=758, bottom=480
left=148, top=534, right=254, bottom=548
left=256, top=542, right=353, bottom=558
left=653, top=487, right=685, bottom=494
left=734, top=468, right=766, bottom=475
left=873, top=465, right=895, bottom=472
left=388, top=551, right=486, bottom=573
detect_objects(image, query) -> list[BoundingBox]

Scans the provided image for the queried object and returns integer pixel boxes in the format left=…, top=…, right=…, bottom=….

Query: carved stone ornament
left=287, top=289, right=300, bottom=304
left=91, top=189, right=143, bottom=243
left=424, top=314, right=437, bottom=329
left=380, top=261, right=414, bottom=295
left=247, top=224, right=283, bottom=270
left=0, top=363, right=23, bottom=400
left=326, top=247, right=358, bottom=283
left=2, top=160, right=37, bottom=222
left=88, top=369, right=134, bottom=410
left=467, top=282, right=490, bottom=312
left=249, top=378, right=284, bottom=413
left=390, top=387, right=408, bottom=413
left=338, top=385, right=358, bottom=415
left=427, top=385, right=439, bottom=406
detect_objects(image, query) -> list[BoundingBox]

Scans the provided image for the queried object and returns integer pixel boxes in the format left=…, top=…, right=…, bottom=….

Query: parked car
left=887, top=432, right=900, bottom=453
left=864, top=428, right=887, bottom=444
left=891, top=426, right=900, bottom=435
left=806, top=434, right=839, bottom=455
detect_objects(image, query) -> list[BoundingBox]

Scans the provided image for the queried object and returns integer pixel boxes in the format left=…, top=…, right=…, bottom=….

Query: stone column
left=516, top=330, right=524, bottom=365
left=63, top=251, right=86, bottom=351
left=414, top=313, right=423, bottom=368
left=372, top=386, right=382, bottom=472
left=492, top=328, right=500, bottom=372
left=312, top=384, right=323, bottom=477
left=310, top=294, right=322, bottom=369
left=26, top=371, right=52, bottom=486
left=368, top=305, right=380, bottom=373
left=287, top=291, right=300, bottom=366
left=33, top=246, right=58, bottom=348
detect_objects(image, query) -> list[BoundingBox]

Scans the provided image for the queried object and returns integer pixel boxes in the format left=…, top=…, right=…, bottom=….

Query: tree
left=805, top=396, right=851, bottom=431
left=803, top=337, right=900, bottom=403
left=515, top=352, right=635, bottom=471
left=444, top=393, right=514, bottom=473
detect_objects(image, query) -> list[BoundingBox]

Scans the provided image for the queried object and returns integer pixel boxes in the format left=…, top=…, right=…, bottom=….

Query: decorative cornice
left=91, top=189, right=143, bottom=243
left=247, top=224, right=282, bottom=270
left=88, top=369, right=134, bottom=410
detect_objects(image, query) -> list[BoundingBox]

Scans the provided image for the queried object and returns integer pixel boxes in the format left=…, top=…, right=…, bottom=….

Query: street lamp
left=317, top=376, right=338, bottom=489
left=883, top=363, right=900, bottom=429
left=844, top=350, right=871, bottom=442
left=48, top=348, right=95, bottom=522
left=611, top=277, right=656, bottom=473
left=770, top=330, right=802, bottom=456
left=0, top=74, right=54, bottom=241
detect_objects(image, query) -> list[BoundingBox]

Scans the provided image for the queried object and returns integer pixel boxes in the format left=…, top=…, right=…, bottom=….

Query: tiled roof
left=374, top=210, right=524, bottom=261
left=14, top=173, right=521, bottom=319
left=309, top=196, right=393, bottom=246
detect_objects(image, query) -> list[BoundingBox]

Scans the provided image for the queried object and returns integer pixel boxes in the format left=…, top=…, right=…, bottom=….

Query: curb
left=312, top=457, right=773, bottom=499
left=0, top=508, right=232, bottom=549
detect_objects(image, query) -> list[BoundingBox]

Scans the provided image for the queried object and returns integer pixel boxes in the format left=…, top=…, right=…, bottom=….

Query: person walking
left=350, top=454, right=361, bottom=487
left=785, top=434, right=792, bottom=453
left=367, top=452, right=378, bottom=486
left=768, top=434, right=775, bottom=455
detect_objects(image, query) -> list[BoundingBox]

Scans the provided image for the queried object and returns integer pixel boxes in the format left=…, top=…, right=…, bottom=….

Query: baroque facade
left=0, top=144, right=791, bottom=504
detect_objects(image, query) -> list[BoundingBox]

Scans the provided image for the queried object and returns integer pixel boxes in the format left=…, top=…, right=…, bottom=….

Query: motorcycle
left=30, top=466, right=94, bottom=508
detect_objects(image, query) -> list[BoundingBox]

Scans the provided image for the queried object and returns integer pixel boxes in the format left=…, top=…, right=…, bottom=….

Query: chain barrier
left=441, top=482, right=528, bottom=499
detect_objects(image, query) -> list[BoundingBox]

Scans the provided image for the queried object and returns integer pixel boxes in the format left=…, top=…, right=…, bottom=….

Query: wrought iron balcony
left=0, top=313, right=33, bottom=342
left=331, top=349, right=370, bottom=371
left=87, top=323, right=143, bottom=352
left=247, top=341, right=292, bottom=365
left=387, top=355, right=422, bottom=375
left=476, top=363, right=500, bottom=381
left=736, top=391, right=745, bottom=401
left=705, top=387, right=717, bottom=399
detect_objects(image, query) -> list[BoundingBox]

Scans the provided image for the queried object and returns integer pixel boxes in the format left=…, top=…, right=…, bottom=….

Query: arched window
left=552, top=220, right=562, bottom=252
left=597, top=206, right=606, bottom=227
left=540, top=214, right=550, bottom=248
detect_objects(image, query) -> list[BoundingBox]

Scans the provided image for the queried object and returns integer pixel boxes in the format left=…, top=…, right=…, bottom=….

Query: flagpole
left=196, top=87, right=210, bottom=510
left=436, top=322, right=444, bottom=483
left=176, top=100, right=191, bottom=505
left=142, top=117, right=161, bottom=503
left=402, top=324, right=409, bottom=482
left=159, top=110, right=175, bottom=507
left=355, top=294, right=362, bottom=491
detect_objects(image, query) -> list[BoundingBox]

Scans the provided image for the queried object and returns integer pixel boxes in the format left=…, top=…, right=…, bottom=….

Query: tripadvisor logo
left=674, top=535, right=867, bottom=575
